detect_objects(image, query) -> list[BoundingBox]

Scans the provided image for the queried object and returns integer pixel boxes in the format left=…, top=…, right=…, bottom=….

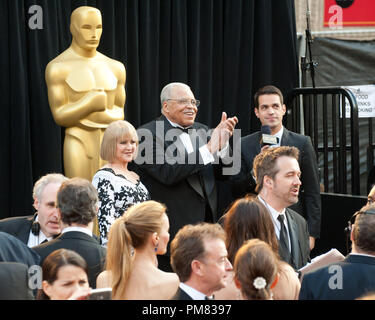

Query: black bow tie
left=175, top=126, right=192, bottom=134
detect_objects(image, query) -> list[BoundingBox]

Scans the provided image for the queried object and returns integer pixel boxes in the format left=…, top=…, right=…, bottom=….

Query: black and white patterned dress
left=92, top=167, right=150, bottom=244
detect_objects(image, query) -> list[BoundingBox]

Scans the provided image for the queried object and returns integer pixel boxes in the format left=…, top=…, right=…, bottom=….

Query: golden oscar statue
left=45, top=6, right=126, bottom=181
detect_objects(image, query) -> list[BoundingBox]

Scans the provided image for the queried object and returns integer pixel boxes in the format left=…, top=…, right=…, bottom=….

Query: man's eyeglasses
left=166, top=99, right=200, bottom=107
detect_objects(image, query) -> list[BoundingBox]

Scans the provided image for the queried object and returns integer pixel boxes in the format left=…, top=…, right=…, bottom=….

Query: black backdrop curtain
left=0, top=0, right=298, bottom=219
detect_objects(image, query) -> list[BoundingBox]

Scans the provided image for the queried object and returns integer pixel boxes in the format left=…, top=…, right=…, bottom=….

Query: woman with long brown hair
left=96, top=200, right=179, bottom=299
left=215, top=196, right=300, bottom=299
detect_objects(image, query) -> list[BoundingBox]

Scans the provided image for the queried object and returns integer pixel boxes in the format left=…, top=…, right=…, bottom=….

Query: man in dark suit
left=253, top=146, right=310, bottom=270
left=32, top=178, right=106, bottom=289
left=170, top=223, right=232, bottom=300
left=299, top=204, right=375, bottom=300
left=0, top=232, right=40, bottom=268
left=133, top=82, right=238, bottom=271
left=0, top=262, right=35, bottom=300
left=233, top=85, right=321, bottom=251
left=0, top=173, right=68, bottom=247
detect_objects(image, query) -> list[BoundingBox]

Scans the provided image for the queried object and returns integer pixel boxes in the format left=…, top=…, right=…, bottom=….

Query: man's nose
left=225, top=258, right=233, bottom=271
left=52, top=207, right=60, bottom=218
left=295, top=176, right=302, bottom=185
left=185, top=104, right=197, bottom=112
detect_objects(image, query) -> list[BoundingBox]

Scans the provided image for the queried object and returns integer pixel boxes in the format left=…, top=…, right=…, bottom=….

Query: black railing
left=286, top=87, right=360, bottom=195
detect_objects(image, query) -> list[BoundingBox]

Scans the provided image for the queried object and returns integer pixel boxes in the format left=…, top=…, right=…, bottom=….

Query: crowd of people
left=0, top=82, right=374, bottom=301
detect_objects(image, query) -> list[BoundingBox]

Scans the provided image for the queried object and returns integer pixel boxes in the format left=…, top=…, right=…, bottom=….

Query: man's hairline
left=255, top=93, right=284, bottom=109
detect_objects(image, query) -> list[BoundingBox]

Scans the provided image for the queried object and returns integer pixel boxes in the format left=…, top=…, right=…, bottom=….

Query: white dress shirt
left=179, top=283, right=206, bottom=300
left=270, top=126, right=284, bottom=148
left=61, top=226, right=93, bottom=237
left=166, top=118, right=229, bottom=165
left=258, top=196, right=291, bottom=252
left=27, top=215, right=53, bottom=248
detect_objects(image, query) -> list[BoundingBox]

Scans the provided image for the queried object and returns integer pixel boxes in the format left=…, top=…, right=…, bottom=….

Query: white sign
left=343, top=85, right=375, bottom=118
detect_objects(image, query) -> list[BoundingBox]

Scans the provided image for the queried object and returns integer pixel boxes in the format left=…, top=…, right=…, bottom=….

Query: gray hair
left=160, top=82, right=191, bottom=111
left=33, top=173, right=68, bottom=202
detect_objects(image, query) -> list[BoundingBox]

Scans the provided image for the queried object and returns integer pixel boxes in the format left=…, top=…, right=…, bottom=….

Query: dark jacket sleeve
left=299, top=136, right=322, bottom=238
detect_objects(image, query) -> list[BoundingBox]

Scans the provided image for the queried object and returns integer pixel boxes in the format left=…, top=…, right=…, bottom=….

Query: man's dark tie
left=277, top=214, right=291, bottom=262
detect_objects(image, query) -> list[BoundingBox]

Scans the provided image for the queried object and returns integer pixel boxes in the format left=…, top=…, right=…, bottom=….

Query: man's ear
left=33, top=197, right=39, bottom=211
left=162, top=101, right=169, bottom=114
left=264, top=175, right=273, bottom=188
left=191, top=259, right=204, bottom=277
left=254, top=107, right=260, bottom=118
left=350, top=224, right=355, bottom=243
left=282, top=104, right=286, bottom=115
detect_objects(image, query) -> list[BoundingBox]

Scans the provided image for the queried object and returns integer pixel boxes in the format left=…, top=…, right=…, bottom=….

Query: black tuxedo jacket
left=0, top=262, right=35, bottom=300
left=32, top=231, right=106, bottom=289
left=283, top=208, right=310, bottom=270
left=171, top=287, right=194, bottom=300
left=299, top=254, right=375, bottom=300
left=233, top=128, right=321, bottom=238
left=133, top=115, right=230, bottom=243
left=0, top=214, right=35, bottom=244
left=0, top=231, right=40, bottom=267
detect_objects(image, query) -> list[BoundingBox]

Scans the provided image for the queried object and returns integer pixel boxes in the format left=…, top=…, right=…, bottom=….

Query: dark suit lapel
left=195, top=128, right=215, bottom=195
left=247, top=132, right=262, bottom=157
left=16, top=216, right=34, bottom=244
left=280, top=127, right=291, bottom=146
left=285, top=209, right=300, bottom=269
left=173, top=120, right=206, bottom=199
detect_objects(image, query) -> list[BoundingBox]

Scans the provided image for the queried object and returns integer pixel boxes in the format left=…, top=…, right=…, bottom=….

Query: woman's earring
left=154, top=242, right=159, bottom=252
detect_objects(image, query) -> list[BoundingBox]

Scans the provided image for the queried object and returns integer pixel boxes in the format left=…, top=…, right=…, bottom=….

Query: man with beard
left=253, top=146, right=310, bottom=270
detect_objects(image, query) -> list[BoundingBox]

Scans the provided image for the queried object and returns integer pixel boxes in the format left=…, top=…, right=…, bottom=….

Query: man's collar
left=61, top=226, right=92, bottom=237
left=165, top=117, right=192, bottom=130
left=273, top=126, right=284, bottom=141
left=179, top=282, right=206, bottom=300
left=257, top=195, right=286, bottom=216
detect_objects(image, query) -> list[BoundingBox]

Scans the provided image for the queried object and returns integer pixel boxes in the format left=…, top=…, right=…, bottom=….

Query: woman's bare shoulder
left=96, top=270, right=112, bottom=288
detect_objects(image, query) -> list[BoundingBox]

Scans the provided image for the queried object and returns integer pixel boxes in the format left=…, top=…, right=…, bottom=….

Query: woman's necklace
left=109, top=163, right=138, bottom=184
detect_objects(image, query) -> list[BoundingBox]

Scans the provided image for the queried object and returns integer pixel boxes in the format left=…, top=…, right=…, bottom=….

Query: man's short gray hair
left=160, top=82, right=191, bottom=109
left=33, top=173, right=68, bottom=202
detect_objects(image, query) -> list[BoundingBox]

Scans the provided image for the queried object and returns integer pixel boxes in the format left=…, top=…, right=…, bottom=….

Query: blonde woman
left=96, top=201, right=179, bottom=299
left=92, top=120, right=150, bottom=245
